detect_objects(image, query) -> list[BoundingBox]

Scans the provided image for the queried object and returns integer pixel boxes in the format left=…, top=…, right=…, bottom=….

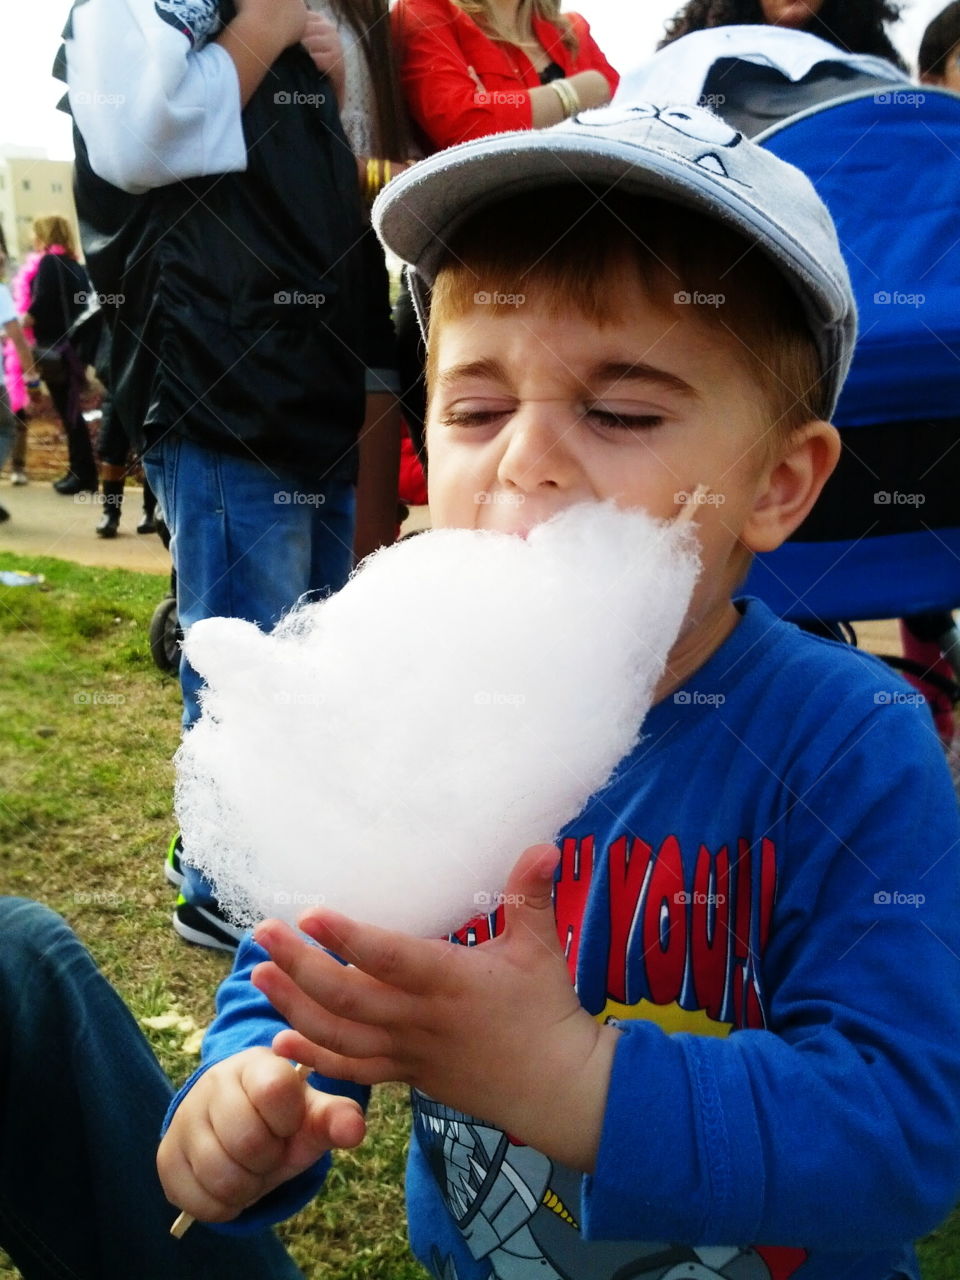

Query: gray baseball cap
left=373, top=101, right=857, bottom=417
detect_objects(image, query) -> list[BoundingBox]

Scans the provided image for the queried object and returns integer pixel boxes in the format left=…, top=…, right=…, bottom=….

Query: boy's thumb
left=502, top=843, right=561, bottom=951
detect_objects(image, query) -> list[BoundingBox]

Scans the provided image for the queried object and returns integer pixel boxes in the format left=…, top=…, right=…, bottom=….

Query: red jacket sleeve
left=393, top=0, right=620, bottom=154
left=393, top=0, right=534, bottom=151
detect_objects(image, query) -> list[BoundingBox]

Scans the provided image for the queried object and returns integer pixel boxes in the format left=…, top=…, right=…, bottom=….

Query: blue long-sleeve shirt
left=168, top=598, right=960, bottom=1280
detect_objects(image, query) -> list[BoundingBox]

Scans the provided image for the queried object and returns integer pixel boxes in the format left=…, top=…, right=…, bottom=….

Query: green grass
left=1, top=547, right=958, bottom=1279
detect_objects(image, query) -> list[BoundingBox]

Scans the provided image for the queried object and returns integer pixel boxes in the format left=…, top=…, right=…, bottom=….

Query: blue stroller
left=713, top=76, right=960, bottom=715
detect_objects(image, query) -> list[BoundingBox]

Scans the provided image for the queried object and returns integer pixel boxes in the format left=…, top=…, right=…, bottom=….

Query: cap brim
left=374, top=116, right=854, bottom=417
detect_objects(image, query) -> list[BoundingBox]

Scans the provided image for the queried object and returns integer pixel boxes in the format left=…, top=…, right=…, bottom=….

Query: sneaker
left=173, top=896, right=243, bottom=952
left=10, top=471, right=27, bottom=486
left=164, top=833, right=185, bottom=888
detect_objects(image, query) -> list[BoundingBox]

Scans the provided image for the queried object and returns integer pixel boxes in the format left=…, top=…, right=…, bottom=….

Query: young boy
left=157, top=103, right=960, bottom=1280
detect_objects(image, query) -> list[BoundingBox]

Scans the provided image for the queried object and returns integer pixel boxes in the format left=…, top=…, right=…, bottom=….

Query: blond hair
left=33, top=215, right=76, bottom=257
left=451, top=0, right=577, bottom=51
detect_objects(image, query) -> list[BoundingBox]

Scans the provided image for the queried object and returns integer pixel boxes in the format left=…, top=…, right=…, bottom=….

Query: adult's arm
left=65, top=0, right=304, bottom=194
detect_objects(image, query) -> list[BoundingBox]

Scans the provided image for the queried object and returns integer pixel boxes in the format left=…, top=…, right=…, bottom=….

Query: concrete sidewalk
left=0, top=478, right=171, bottom=576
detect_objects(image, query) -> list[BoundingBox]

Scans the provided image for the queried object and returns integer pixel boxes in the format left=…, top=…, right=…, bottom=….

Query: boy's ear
left=741, top=420, right=841, bottom=554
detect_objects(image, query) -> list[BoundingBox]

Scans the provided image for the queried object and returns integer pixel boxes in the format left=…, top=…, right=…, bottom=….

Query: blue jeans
left=0, top=898, right=302, bottom=1279
left=143, top=436, right=356, bottom=904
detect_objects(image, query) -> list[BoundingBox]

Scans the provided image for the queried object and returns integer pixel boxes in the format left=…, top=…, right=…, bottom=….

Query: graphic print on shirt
left=155, top=0, right=220, bottom=46
left=417, top=831, right=809, bottom=1279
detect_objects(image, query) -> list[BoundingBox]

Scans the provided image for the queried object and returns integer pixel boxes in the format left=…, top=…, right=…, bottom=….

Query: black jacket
left=59, top=3, right=366, bottom=481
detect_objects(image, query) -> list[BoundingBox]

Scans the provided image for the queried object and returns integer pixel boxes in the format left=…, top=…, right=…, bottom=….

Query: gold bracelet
left=550, top=77, right=581, bottom=120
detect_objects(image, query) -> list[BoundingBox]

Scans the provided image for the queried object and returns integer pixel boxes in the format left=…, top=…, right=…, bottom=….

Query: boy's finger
left=301, top=1088, right=366, bottom=1154
left=265, top=908, right=444, bottom=996
left=274, top=1027, right=400, bottom=1088
left=253, top=921, right=406, bottom=1025
left=207, top=1061, right=286, bottom=1173
left=238, top=1050, right=314, bottom=1145
left=252, top=960, right=395, bottom=1059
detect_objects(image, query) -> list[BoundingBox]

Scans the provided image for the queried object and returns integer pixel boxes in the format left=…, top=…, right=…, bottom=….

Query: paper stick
left=676, top=485, right=710, bottom=524
left=170, top=1061, right=313, bottom=1238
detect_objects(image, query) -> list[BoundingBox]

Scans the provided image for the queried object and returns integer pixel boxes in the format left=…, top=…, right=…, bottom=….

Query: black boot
left=96, top=480, right=124, bottom=538
left=137, top=480, right=157, bottom=534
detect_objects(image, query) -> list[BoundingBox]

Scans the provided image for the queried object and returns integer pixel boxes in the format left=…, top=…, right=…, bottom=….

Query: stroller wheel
left=149, top=595, right=182, bottom=675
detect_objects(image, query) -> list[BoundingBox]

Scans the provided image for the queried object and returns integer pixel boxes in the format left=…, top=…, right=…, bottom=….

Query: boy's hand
left=252, top=845, right=619, bottom=1172
left=157, top=1047, right=365, bottom=1224
left=300, top=14, right=346, bottom=104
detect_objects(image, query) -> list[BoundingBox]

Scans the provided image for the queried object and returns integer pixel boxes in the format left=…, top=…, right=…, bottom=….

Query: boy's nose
left=495, top=404, right=580, bottom=495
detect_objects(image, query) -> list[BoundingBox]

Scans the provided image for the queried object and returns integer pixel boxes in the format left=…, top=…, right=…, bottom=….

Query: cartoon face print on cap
left=577, top=101, right=744, bottom=182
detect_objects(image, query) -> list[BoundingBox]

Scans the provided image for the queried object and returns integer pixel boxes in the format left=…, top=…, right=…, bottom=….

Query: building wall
left=0, top=156, right=80, bottom=266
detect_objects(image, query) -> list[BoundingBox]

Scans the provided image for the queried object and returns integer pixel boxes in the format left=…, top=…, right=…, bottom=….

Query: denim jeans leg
left=0, top=898, right=302, bottom=1280
left=143, top=438, right=356, bottom=905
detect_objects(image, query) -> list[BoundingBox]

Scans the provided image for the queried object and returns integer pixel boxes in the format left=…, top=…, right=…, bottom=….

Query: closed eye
left=585, top=408, right=664, bottom=431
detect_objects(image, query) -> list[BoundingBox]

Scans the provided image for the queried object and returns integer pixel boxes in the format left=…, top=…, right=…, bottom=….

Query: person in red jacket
left=392, top=0, right=618, bottom=154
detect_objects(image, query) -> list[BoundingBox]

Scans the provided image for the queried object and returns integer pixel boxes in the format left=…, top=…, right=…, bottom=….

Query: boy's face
left=425, top=277, right=789, bottom=647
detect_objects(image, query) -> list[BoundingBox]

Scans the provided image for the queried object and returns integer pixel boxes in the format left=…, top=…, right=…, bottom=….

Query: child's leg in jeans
left=0, top=898, right=302, bottom=1280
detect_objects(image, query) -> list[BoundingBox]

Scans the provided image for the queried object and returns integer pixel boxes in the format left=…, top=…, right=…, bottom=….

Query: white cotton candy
left=174, top=501, right=700, bottom=937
